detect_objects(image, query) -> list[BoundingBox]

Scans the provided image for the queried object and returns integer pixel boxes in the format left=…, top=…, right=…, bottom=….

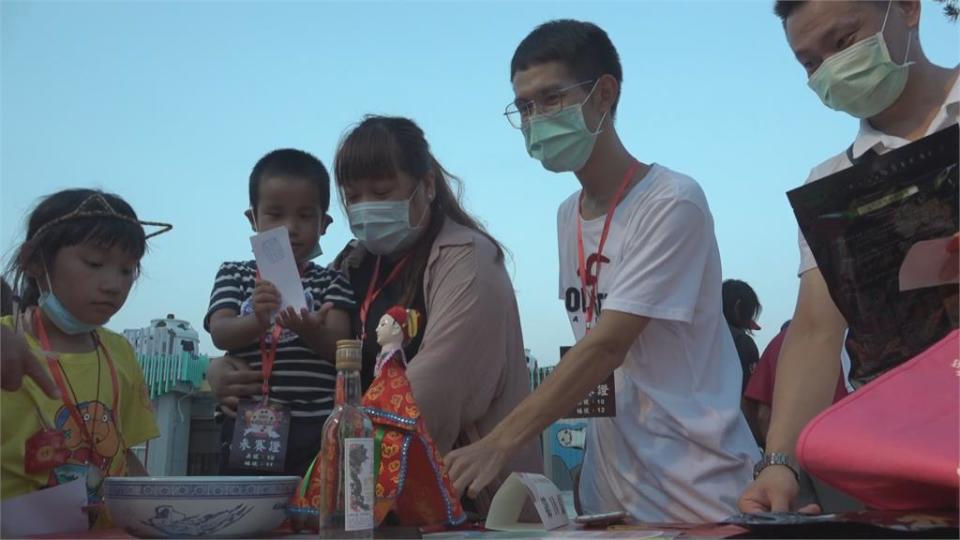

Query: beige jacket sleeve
left=405, top=235, right=512, bottom=455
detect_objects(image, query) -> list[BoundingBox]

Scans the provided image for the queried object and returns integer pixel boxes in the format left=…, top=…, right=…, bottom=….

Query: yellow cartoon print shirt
left=0, top=315, right=159, bottom=502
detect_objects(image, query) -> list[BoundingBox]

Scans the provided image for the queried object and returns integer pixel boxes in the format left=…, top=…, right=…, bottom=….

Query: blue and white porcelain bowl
left=103, top=476, right=300, bottom=538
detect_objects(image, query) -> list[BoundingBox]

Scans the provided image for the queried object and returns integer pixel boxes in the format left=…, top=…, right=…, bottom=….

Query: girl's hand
left=251, top=279, right=281, bottom=330
left=1, top=325, right=60, bottom=398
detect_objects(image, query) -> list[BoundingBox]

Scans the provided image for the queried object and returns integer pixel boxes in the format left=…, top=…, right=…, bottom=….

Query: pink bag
left=797, top=329, right=959, bottom=510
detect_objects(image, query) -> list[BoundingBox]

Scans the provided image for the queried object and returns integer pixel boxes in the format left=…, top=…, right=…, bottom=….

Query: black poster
left=228, top=399, right=291, bottom=473
left=560, top=346, right=616, bottom=418
left=787, top=124, right=959, bottom=387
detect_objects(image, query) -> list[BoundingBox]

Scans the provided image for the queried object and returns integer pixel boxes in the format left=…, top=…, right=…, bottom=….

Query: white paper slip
left=250, top=226, right=307, bottom=314
left=486, top=472, right=569, bottom=531
left=0, top=479, right=89, bottom=537
left=899, top=237, right=959, bottom=292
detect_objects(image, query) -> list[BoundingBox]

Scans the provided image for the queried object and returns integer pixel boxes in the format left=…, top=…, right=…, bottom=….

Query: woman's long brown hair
left=334, top=115, right=505, bottom=305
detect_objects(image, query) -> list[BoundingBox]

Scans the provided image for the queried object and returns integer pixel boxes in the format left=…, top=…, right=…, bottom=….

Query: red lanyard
left=359, top=255, right=409, bottom=340
left=32, top=309, right=120, bottom=461
left=576, top=160, right=641, bottom=332
left=259, top=324, right=282, bottom=400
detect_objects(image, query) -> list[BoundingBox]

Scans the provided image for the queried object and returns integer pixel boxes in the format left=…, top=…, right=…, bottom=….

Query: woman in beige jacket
left=209, top=115, right=541, bottom=515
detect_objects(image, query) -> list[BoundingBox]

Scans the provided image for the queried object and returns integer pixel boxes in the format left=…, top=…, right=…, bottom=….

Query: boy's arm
left=208, top=279, right=281, bottom=351
left=276, top=270, right=356, bottom=358
left=208, top=309, right=269, bottom=351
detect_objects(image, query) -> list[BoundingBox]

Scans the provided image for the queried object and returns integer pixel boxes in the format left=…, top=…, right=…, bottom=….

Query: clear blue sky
left=2, top=1, right=958, bottom=365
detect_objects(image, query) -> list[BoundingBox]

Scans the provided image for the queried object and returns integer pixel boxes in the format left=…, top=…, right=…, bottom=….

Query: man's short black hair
left=773, top=0, right=804, bottom=21
left=774, top=0, right=888, bottom=22
left=511, top=19, right=623, bottom=115
left=249, top=149, right=330, bottom=213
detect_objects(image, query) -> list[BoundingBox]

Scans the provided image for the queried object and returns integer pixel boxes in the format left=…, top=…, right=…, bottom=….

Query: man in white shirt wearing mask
left=446, top=19, right=758, bottom=523
left=739, top=0, right=958, bottom=513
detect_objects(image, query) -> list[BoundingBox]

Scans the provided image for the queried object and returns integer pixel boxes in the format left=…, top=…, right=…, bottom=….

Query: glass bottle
left=318, top=339, right=375, bottom=539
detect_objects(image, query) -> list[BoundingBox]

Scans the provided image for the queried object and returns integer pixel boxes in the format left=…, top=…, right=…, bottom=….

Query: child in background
left=0, top=189, right=170, bottom=526
left=204, top=149, right=355, bottom=476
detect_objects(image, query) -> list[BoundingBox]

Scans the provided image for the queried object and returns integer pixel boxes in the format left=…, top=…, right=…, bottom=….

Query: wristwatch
left=753, top=452, right=799, bottom=480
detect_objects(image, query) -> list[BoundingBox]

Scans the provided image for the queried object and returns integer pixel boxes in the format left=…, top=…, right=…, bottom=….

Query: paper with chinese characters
left=486, top=472, right=569, bottom=531
left=250, top=225, right=307, bottom=313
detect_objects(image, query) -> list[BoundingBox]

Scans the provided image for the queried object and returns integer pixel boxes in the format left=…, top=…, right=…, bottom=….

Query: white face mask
left=346, top=184, right=427, bottom=256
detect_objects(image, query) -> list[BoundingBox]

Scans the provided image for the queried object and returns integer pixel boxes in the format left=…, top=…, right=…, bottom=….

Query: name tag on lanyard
left=567, top=162, right=637, bottom=417
left=229, top=399, right=291, bottom=473
left=228, top=324, right=291, bottom=472
left=559, top=346, right=616, bottom=419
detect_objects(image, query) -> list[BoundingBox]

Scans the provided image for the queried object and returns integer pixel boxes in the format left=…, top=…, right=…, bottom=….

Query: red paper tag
left=25, top=429, right=70, bottom=474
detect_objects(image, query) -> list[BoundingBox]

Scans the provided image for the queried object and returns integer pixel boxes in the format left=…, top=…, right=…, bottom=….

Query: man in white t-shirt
left=739, top=0, right=959, bottom=514
left=446, top=19, right=758, bottom=523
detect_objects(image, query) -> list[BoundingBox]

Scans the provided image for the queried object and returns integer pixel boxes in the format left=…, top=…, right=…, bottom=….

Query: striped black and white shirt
left=204, top=260, right=356, bottom=419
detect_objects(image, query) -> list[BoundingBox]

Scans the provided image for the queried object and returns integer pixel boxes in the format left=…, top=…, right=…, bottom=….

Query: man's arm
left=766, top=268, right=846, bottom=456
left=491, top=310, right=647, bottom=449
left=739, top=267, right=846, bottom=512
left=446, top=309, right=648, bottom=497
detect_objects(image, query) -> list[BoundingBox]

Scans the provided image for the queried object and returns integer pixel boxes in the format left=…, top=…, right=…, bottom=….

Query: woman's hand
left=206, top=356, right=262, bottom=417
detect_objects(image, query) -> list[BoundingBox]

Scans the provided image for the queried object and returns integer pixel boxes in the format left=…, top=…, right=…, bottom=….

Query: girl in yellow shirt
left=1, top=188, right=171, bottom=527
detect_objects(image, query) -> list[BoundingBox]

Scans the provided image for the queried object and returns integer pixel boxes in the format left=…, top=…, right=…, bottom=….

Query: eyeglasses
left=503, top=80, right=596, bottom=129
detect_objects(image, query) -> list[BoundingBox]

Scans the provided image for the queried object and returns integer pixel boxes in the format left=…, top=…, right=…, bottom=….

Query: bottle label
left=343, top=437, right=375, bottom=531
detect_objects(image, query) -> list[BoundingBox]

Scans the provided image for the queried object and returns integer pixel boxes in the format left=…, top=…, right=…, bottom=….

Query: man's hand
left=1, top=325, right=59, bottom=398
left=252, top=279, right=281, bottom=330
left=445, top=433, right=514, bottom=499
left=276, top=302, right=334, bottom=337
left=207, top=356, right=262, bottom=417
left=738, top=465, right=820, bottom=514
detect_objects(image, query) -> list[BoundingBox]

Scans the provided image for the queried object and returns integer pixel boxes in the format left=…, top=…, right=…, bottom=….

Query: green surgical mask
left=522, top=81, right=607, bottom=173
left=808, top=0, right=914, bottom=119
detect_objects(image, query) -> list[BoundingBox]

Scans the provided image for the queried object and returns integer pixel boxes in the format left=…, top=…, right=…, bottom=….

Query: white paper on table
left=0, top=479, right=88, bottom=537
left=486, top=472, right=569, bottom=531
left=250, top=226, right=308, bottom=315
left=898, top=237, right=959, bottom=292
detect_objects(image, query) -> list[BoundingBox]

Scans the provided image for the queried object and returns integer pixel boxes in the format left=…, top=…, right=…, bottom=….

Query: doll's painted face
left=376, top=314, right=403, bottom=348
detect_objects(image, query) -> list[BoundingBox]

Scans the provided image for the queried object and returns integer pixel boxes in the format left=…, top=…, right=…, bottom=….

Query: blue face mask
left=38, top=289, right=98, bottom=335
left=346, top=185, right=426, bottom=256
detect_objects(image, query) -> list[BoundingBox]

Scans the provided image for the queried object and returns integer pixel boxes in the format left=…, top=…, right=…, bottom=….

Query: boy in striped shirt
left=205, top=149, right=356, bottom=476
